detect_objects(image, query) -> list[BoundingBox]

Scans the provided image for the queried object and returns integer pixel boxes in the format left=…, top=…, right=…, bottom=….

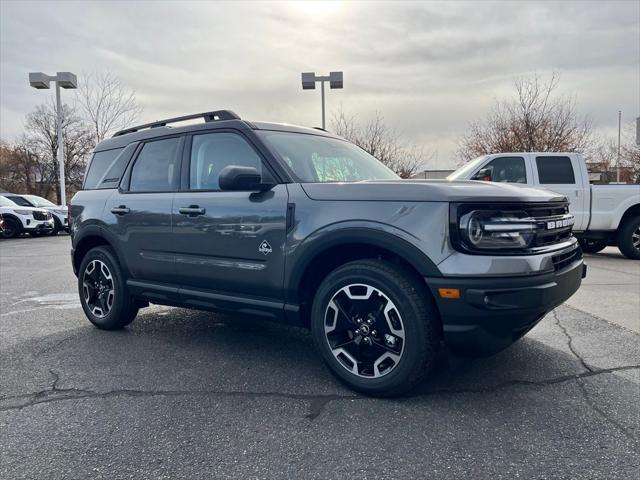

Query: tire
left=49, top=217, right=62, bottom=235
left=310, top=259, right=440, bottom=397
left=617, top=216, right=640, bottom=260
left=1, top=218, right=21, bottom=239
left=578, top=238, right=607, bottom=254
left=78, top=246, right=139, bottom=329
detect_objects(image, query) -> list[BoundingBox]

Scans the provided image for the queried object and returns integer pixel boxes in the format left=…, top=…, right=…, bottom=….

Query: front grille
left=520, top=203, right=574, bottom=248
left=552, top=247, right=582, bottom=272
left=32, top=211, right=51, bottom=221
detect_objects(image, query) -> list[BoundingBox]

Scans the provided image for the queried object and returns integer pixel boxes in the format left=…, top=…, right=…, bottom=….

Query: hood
left=301, top=179, right=567, bottom=203
left=0, top=205, right=49, bottom=214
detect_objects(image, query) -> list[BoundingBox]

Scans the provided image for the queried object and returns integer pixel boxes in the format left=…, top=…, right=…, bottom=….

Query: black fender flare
left=284, top=223, right=442, bottom=303
left=71, top=223, right=130, bottom=277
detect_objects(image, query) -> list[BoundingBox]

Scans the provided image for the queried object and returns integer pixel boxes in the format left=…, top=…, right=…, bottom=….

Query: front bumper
left=24, top=219, right=54, bottom=233
left=426, top=254, right=586, bottom=355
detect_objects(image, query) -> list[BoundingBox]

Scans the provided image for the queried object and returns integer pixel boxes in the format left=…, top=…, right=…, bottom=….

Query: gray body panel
left=301, top=180, right=566, bottom=204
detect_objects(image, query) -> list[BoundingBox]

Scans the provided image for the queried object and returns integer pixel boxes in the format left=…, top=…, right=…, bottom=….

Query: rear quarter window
left=83, top=147, right=126, bottom=190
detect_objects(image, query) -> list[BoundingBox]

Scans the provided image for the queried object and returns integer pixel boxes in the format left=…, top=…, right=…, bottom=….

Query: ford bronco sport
left=70, top=110, right=586, bottom=396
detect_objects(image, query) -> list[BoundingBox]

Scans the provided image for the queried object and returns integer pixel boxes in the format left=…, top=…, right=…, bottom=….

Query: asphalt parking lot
left=1, top=236, right=638, bottom=479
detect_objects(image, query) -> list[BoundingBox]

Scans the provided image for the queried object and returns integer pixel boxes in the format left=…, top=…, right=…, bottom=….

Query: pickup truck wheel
left=1, top=218, right=21, bottom=239
left=311, top=259, right=439, bottom=397
left=78, top=246, right=139, bottom=329
left=578, top=238, right=606, bottom=254
left=617, top=216, right=640, bottom=260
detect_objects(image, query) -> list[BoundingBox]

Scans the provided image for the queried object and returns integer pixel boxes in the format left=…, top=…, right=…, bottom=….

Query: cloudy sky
left=1, top=0, right=638, bottom=168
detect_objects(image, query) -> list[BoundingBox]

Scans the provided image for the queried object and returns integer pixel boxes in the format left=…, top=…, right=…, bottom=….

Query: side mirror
left=473, top=168, right=493, bottom=182
left=219, top=165, right=273, bottom=191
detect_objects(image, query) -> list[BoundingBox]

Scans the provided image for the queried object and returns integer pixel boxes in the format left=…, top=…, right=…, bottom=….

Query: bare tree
left=458, top=73, right=593, bottom=162
left=331, top=110, right=430, bottom=178
left=587, top=123, right=640, bottom=184
left=77, top=72, right=142, bottom=142
left=20, top=101, right=94, bottom=203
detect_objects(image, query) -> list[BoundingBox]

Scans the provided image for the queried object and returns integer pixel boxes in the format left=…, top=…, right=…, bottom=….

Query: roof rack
left=112, top=110, right=241, bottom=137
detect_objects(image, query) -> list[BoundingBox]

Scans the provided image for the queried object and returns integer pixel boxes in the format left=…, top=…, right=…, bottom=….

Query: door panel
left=104, top=135, right=183, bottom=284
left=105, top=191, right=176, bottom=283
left=172, top=130, right=288, bottom=301
left=172, top=186, right=288, bottom=299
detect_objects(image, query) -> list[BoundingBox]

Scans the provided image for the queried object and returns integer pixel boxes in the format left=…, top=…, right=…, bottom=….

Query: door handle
left=111, top=206, right=130, bottom=215
left=179, top=205, right=206, bottom=216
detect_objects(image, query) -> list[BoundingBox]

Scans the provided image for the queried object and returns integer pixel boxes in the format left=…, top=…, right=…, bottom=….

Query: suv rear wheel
left=617, top=216, right=640, bottom=260
left=78, top=246, right=139, bottom=329
left=311, top=259, right=440, bottom=397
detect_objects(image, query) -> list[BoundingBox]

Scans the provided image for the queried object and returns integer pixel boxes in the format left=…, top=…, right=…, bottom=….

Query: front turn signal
left=438, top=288, right=461, bottom=299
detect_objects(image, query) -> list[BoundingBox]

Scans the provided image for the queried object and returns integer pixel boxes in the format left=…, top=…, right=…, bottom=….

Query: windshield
left=5, top=195, right=33, bottom=207
left=258, top=131, right=399, bottom=183
left=24, top=195, right=56, bottom=207
left=0, top=196, right=18, bottom=207
left=447, top=156, right=487, bottom=181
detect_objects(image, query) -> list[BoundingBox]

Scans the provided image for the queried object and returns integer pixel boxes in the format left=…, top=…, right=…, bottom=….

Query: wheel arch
left=286, top=226, right=442, bottom=322
left=617, top=203, right=640, bottom=232
left=72, top=226, right=128, bottom=277
left=0, top=213, right=24, bottom=236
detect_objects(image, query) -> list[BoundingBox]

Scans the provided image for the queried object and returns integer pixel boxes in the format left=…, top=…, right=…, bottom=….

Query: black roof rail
left=313, top=127, right=328, bottom=132
left=112, top=110, right=241, bottom=137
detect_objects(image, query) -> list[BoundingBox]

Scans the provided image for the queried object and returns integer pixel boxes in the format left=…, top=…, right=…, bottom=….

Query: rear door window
left=129, top=137, right=182, bottom=192
left=536, top=156, right=576, bottom=184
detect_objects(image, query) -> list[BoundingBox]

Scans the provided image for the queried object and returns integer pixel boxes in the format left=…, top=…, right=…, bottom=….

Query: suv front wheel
left=311, top=259, right=440, bottom=397
left=78, top=246, right=139, bottom=329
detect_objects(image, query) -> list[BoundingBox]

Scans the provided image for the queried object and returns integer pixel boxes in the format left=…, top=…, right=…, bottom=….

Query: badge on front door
left=258, top=240, right=272, bottom=256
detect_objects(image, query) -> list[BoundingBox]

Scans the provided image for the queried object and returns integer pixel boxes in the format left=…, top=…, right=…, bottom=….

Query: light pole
left=616, top=110, right=622, bottom=184
left=301, top=71, right=343, bottom=129
left=28, top=71, right=78, bottom=206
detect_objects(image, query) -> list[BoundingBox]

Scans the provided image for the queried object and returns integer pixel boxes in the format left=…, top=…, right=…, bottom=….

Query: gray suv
left=70, top=110, right=586, bottom=396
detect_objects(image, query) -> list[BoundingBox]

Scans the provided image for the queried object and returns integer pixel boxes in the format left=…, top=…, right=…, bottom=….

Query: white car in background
left=3, top=193, right=69, bottom=235
left=0, top=195, right=54, bottom=239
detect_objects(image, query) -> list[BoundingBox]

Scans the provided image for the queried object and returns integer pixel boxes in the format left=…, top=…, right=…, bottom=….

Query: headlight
left=13, top=209, right=32, bottom=215
left=459, top=210, right=536, bottom=250
left=450, top=203, right=575, bottom=254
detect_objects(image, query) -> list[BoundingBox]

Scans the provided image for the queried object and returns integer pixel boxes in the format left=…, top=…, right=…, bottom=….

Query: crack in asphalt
left=1, top=365, right=639, bottom=420
left=552, top=309, right=639, bottom=447
left=576, top=378, right=639, bottom=450
left=552, top=309, right=594, bottom=372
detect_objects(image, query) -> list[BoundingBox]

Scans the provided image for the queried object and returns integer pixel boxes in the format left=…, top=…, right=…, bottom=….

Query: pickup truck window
left=129, top=138, right=181, bottom=192
left=258, top=131, right=398, bottom=183
left=189, top=132, right=262, bottom=190
left=536, top=156, right=576, bottom=184
left=477, top=156, right=526, bottom=183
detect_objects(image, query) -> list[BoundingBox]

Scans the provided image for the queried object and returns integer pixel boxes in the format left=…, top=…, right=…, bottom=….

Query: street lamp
left=28, top=71, right=78, bottom=206
left=301, top=71, right=343, bottom=130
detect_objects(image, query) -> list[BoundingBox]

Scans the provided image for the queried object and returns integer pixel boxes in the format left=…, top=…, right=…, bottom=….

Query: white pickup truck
left=448, top=152, right=640, bottom=259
